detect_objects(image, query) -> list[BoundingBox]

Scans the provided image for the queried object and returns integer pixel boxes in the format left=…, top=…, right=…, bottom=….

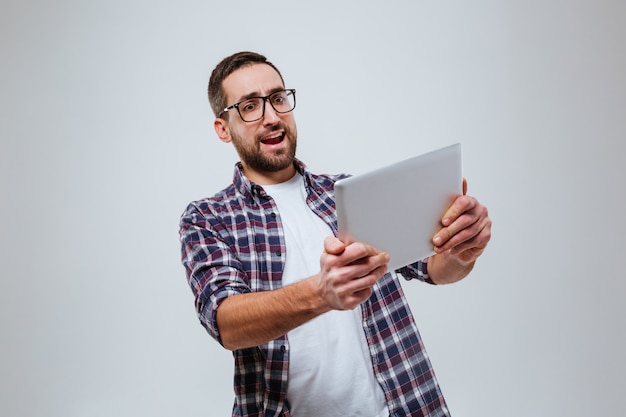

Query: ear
left=214, top=118, right=232, bottom=143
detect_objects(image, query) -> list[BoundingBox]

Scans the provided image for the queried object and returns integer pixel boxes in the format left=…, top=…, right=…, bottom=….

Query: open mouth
left=260, top=132, right=285, bottom=145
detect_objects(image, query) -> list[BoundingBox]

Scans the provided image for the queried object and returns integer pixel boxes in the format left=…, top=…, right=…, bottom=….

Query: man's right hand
left=316, top=236, right=390, bottom=310
left=217, top=237, right=389, bottom=350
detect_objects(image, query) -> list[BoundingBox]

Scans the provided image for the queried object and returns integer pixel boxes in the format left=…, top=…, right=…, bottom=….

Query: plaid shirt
left=179, top=160, right=450, bottom=417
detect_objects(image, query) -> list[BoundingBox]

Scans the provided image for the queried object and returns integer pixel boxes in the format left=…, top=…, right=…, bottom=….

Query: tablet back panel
left=334, top=143, right=462, bottom=271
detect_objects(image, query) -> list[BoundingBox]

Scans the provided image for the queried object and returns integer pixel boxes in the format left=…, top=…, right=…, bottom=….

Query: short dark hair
left=208, top=51, right=284, bottom=118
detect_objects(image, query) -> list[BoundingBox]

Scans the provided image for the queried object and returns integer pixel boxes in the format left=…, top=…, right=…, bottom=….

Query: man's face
left=217, top=63, right=298, bottom=184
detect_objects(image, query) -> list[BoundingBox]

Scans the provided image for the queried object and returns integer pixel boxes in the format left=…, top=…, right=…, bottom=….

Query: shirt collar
left=232, top=159, right=313, bottom=200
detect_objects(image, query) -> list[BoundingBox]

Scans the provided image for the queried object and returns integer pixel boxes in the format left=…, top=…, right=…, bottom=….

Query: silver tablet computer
left=335, top=143, right=463, bottom=271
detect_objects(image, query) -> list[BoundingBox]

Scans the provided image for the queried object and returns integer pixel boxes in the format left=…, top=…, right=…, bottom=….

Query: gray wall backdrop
left=2, top=1, right=624, bottom=416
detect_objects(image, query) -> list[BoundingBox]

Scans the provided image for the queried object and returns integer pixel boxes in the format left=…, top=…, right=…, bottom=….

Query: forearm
left=427, top=251, right=475, bottom=285
left=216, top=275, right=331, bottom=350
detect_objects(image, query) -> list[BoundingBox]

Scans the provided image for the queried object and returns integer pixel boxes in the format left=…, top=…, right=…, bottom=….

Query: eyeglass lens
left=238, top=90, right=295, bottom=122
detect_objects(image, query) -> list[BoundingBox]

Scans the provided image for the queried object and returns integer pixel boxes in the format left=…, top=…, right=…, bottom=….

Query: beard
left=230, top=123, right=298, bottom=173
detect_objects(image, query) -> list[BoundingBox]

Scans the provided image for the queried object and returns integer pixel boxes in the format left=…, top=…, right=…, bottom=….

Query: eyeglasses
left=221, top=89, right=296, bottom=122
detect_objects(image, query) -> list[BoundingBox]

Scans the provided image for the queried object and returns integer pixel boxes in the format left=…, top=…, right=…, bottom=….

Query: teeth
left=266, top=133, right=281, bottom=139
left=261, top=132, right=283, bottom=142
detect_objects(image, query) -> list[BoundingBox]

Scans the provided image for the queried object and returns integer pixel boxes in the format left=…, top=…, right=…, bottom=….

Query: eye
left=239, top=99, right=260, bottom=113
left=271, top=92, right=287, bottom=105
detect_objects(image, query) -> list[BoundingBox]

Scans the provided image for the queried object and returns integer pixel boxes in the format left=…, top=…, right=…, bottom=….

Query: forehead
left=222, top=63, right=284, bottom=103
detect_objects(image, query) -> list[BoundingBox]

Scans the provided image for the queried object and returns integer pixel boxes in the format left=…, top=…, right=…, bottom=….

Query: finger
left=342, top=250, right=389, bottom=279
left=324, top=254, right=389, bottom=310
left=342, top=241, right=384, bottom=265
left=450, top=223, right=491, bottom=256
left=434, top=197, right=485, bottom=247
left=440, top=194, right=476, bottom=228
left=321, top=241, right=388, bottom=281
left=434, top=207, right=490, bottom=253
left=451, top=216, right=491, bottom=254
left=451, top=215, right=491, bottom=252
left=324, top=236, right=346, bottom=255
left=344, top=260, right=388, bottom=291
left=433, top=221, right=476, bottom=253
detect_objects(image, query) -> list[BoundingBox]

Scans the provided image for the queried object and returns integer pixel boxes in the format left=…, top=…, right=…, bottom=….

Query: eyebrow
left=236, top=86, right=286, bottom=102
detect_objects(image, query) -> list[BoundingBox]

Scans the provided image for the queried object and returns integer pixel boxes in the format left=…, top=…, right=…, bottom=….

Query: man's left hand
left=432, top=178, right=492, bottom=266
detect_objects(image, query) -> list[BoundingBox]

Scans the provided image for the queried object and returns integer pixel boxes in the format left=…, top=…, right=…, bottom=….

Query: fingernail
left=433, top=235, right=442, bottom=245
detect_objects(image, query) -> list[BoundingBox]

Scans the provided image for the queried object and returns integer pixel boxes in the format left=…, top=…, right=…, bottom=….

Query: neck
left=242, top=163, right=297, bottom=185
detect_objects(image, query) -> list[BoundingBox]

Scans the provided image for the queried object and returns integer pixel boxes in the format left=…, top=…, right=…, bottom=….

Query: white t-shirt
left=263, top=173, right=389, bottom=417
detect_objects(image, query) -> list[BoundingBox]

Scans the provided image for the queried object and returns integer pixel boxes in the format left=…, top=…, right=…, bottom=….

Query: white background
left=1, top=1, right=625, bottom=416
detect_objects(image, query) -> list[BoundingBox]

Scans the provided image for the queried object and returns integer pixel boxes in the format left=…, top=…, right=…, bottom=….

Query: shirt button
left=280, top=345, right=286, bottom=353
left=275, top=251, right=281, bottom=257
left=270, top=212, right=276, bottom=218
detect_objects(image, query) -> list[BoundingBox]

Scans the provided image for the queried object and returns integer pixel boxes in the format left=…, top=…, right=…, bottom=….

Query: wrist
left=428, top=252, right=474, bottom=285
left=297, top=274, right=334, bottom=315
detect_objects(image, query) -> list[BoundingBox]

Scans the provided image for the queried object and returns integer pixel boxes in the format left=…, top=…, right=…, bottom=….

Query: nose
left=262, top=99, right=281, bottom=125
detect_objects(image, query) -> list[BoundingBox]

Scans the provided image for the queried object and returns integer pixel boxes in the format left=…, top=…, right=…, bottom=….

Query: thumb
left=324, top=236, right=346, bottom=255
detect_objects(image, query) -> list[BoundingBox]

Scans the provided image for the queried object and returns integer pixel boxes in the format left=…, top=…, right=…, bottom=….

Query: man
left=179, top=51, right=491, bottom=417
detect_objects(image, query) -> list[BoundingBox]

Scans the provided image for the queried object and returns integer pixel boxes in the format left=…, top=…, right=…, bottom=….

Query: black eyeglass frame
left=220, top=89, right=296, bottom=122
